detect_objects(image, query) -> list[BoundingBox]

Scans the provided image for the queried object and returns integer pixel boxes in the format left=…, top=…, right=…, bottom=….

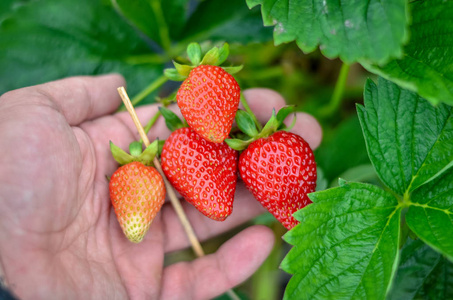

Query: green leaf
left=200, top=46, right=220, bottom=65
left=173, top=61, right=193, bottom=77
left=110, top=141, right=134, bottom=165
left=158, top=106, right=185, bottom=132
left=406, top=169, right=453, bottom=261
left=357, top=77, right=453, bottom=195
left=361, top=0, right=453, bottom=106
left=137, top=140, right=159, bottom=166
left=187, top=42, right=202, bottom=65
left=276, top=105, right=295, bottom=126
left=221, top=65, right=243, bottom=75
left=112, top=0, right=188, bottom=48
left=235, top=110, right=259, bottom=137
left=0, top=0, right=163, bottom=98
left=415, top=256, right=453, bottom=299
left=282, top=182, right=401, bottom=300
left=387, top=238, right=444, bottom=300
left=181, top=0, right=273, bottom=44
left=225, top=138, right=250, bottom=151
left=247, top=0, right=408, bottom=64
left=217, top=43, right=230, bottom=66
left=164, top=68, right=187, bottom=81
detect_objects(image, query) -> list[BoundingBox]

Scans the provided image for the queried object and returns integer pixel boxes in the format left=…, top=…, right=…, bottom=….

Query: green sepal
left=276, top=106, right=295, bottom=127
left=260, top=109, right=280, bottom=137
left=136, top=140, right=159, bottom=166
left=129, top=141, right=143, bottom=157
left=200, top=46, right=220, bottom=65
left=173, top=61, right=193, bottom=77
left=110, top=141, right=134, bottom=165
left=187, top=42, right=202, bottom=65
left=225, top=137, right=251, bottom=151
left=159, top=106, right=186, bottom=131
left=110, top=140, right=159, bottom=167
left=235, top=109, right=259, bottom=137
left=157, top=139, right=165, bottom=156
left=217, top=43, right=230, bottom=66
left=222, top=65, right=243, bottom=75
left=164, top=68, right=187, bottom=81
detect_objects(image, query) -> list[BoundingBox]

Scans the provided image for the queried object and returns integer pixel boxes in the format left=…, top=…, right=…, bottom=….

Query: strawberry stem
left=240, top=93, right=262, bottom=131
left=320, top=62, right=350, bottom=117
left=117, top=87, right=205, bottom=257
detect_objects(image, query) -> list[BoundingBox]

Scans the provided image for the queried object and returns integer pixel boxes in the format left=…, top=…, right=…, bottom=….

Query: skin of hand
left=0, top=74, right=322, bottom=300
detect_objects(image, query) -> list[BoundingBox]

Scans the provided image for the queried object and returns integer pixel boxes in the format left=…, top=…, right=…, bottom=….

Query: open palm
left=0, top=75, right=321, bottom=300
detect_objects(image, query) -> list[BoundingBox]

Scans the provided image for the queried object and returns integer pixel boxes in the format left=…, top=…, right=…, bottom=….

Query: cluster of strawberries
left=109, top=43, right=317, bottom=243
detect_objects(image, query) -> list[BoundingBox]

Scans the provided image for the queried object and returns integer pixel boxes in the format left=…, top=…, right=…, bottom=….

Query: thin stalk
left=117, top=75, right=168, bottom=112
left=117, top=87, right=240, bottom=300
left=321, top=63, right=350, bottom=117
left=240, top=94, right=262, bottom=131
left=150, top=0, right=172, bottom=54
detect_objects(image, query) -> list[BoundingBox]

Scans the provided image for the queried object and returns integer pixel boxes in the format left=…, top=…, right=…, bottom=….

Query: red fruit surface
left=176, top=65, right=241, bottom=143
left=239, top=131, right=317, bottom=230
left=161, top=127, right=238, bottom=221
left=109, top=161, right=166, bottom=243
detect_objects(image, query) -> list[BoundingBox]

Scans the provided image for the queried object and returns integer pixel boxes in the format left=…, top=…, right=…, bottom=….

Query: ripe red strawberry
left=161, top=127, right=238, bottom=221
left=109, top=161, right=166, bottom=243
left=239, top=131, right=316, bottom=230
left=176, top=65, right=241, bottom=143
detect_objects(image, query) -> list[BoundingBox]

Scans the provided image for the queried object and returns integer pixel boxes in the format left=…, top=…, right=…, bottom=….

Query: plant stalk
left=118, top=87, right=204, bottom=257
left=322, top=63, right=350, bottom=117
left=118, top=87, right=241, bottom=300
left=240, top=93, right=262, bottom=131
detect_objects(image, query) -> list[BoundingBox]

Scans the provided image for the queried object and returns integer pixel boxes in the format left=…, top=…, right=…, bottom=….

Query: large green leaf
left=416, top=256, right=453, bottom=299
left=112, top=0, right=188, bottom=49
left=247, top=0, right=408, bottom=64
left=406, top=169, right=453, bottom=261
left=388, top=238, right=443, bottom=300
left=281, top=181, right=401, bottom=300
left=357, top=77, right=453, bottom=195
left=362, top=0, right=453, bottom=106
left=0, top=0, right=163, bottom=98
left=182, top=0, right=272, bottom=45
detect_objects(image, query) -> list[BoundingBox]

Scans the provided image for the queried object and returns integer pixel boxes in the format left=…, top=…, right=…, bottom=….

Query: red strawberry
left=161, top=127, right=238, bottom=221
left=176, top=65, right=241, bottom=143
left=109, top=161, right=166, bottom=243
left=239, top=131, right=316, bottom=230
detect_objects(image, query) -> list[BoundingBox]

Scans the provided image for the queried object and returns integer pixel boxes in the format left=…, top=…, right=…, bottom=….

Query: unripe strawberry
left=109, top=161, right=165, bottom=243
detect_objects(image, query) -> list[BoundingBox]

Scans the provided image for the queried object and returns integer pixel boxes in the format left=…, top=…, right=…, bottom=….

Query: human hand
left=0, top=75, right=322, bottom=300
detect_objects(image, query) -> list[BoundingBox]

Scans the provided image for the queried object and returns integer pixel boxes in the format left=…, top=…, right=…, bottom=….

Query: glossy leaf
left=112, top=0, right=188, bottom=48
left=357, top=77, right=453, bottom=195
left=406, top=169, right=453, bottom=261
left=362, top=0, right=453, bottom=106
left=388, top=238, right=446, bottom=300
left=0, top=0, right=163, bottom=97
left=282, top=181, right=401, bottom=300
left=247, top=0, right=408, bottom=64
left=182, top=0, right=272, bottom=44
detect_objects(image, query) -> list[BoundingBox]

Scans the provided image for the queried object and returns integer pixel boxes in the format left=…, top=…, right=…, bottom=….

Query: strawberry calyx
left=110, top=140, right=159, bottom=167
left=164, top=42, right=243, bottom=81
left=226, top=105, right=296, bottom=151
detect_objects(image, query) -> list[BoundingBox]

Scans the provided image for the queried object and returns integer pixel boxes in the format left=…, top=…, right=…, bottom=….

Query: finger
left=21, top=74, right=125, bottom=125
left=160, top=225, right=274, bottom=300
left=162, top=182, right=268, bottom=253
left=242, top=88, right=322, bottom=149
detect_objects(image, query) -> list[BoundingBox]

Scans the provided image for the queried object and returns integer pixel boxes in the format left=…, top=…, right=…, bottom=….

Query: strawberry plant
left=1, top=0, right=453, bottom=299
